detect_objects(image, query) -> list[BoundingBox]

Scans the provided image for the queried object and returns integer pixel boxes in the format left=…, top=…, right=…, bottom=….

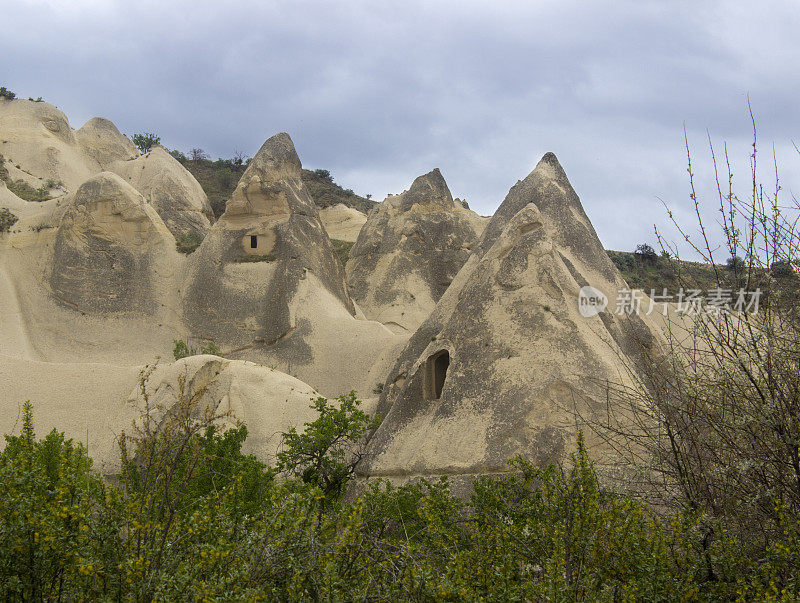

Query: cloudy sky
left=3, top=0, right=799, bottom=256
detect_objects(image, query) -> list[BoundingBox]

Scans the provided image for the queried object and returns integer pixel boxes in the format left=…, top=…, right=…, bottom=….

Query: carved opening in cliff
left=424, top=349, right=449, bottom=400
left=250, top=235, right=258, bottom=249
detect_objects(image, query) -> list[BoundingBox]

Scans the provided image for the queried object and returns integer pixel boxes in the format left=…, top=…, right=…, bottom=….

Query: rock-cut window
left=250, top=235, right=258, bottom=249
left=424, top=349, right=450, bottom=400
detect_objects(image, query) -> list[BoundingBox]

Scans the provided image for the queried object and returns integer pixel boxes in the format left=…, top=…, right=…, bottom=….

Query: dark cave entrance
left=250, top=235, right=258, bottom=249
left=425, top=349, right=450, bottom=400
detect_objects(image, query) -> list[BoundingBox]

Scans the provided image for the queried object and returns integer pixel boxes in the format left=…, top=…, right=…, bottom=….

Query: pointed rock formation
left=109, top=146, right=213, bottom=239
left=76, top=117, right=138, bottom=170
left=183, top=132, right=355, bottom=350
left=358, top=153, right=660, bottom=486
left=346, top=169, right=487, bottom=333
left=49, top=172, right=175, bottom=314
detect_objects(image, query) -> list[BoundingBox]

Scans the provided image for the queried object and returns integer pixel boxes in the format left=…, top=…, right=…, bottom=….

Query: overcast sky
left=3, top=0, right=799, bottom=256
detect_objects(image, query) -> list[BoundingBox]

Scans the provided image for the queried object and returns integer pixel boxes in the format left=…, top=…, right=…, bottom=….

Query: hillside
left=174, top=156, right=246, bottom=218
left=607, top=250, right=720, bottom=292
left=300, top=168, right=377, bottom=214
left=176, top=155, right=376, bottom=218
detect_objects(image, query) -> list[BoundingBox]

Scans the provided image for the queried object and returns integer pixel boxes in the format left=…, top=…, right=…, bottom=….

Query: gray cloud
left=3, top=0, right=799, bottom=256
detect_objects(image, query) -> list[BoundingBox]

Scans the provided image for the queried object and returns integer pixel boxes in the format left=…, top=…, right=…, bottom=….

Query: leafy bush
left=175, top=231, right=203, bottom=254
left=200, top=341, right=223, bottom=356
left=209, top=197, right=227, bottom=219
left=0, top=87, right=16, bottom=100
left=301, top=168, right=377, bottom=213
left=132, top=132, right=160, bottom=154
left=172, top=339, right=194, bottom=360
left=0, top=401, right=97, bottom=600
left=0, top=207, right=18, bottom=233
left=331, top=238, right=354, bottom=266
left=0, top=157, right=55, bottom=202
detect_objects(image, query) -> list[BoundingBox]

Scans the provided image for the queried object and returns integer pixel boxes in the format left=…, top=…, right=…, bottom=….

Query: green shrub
left=214, top=166, right=235, bottom=190
left=172, top=339, right=195, bottom=360
left=301, top=168, right=377, bottom=213
left=200, top=341, right=222, bottom=356
left=0, top=87, right=15, bottom=100
left=0, top=207, right=18, bottom=233
left=331, top=238, right=354, bottom=266
left=175, top=231, right=203, bottom=254
left=209, top=197, right=227, bottom=218
left=1, top=398, right=799, bottom=600
left=5, top=179, right=52, bottom=202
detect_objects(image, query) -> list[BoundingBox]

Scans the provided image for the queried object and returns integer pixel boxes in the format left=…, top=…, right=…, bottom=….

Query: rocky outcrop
left=0, top=100, right=211, bottom=242
left=183, top=132, right=355, bottom=350
left=127, top=355, right=322, bottom=465
left=319, top=203, right=367, bottom=242
left=109, top=146, right=213, bottom=240
left=345, top=169, right=486, bottom=333
left=76, top=117, right=138, bottom=170
left=0, top=99, right=95, bottom=191
left=358, top=153, right=661, bottom=484
left=49, top=172, right=175, bottom=314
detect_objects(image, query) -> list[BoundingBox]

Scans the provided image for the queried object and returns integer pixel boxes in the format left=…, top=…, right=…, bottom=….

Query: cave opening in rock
left=250, top=235, right=258, bottom=249
left=425, top=349, right=450, bottom=400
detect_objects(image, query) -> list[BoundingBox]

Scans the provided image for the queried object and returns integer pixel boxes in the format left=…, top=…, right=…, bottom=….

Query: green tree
left=132, top=132, right=160, bottom=154
left=634, top=242, right=658, bottom=262
left=277, top=392, right=380, bottom=511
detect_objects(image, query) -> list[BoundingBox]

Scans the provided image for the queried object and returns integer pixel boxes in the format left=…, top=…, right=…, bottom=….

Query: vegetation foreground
left=1, top=388, right=798, bottom=602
